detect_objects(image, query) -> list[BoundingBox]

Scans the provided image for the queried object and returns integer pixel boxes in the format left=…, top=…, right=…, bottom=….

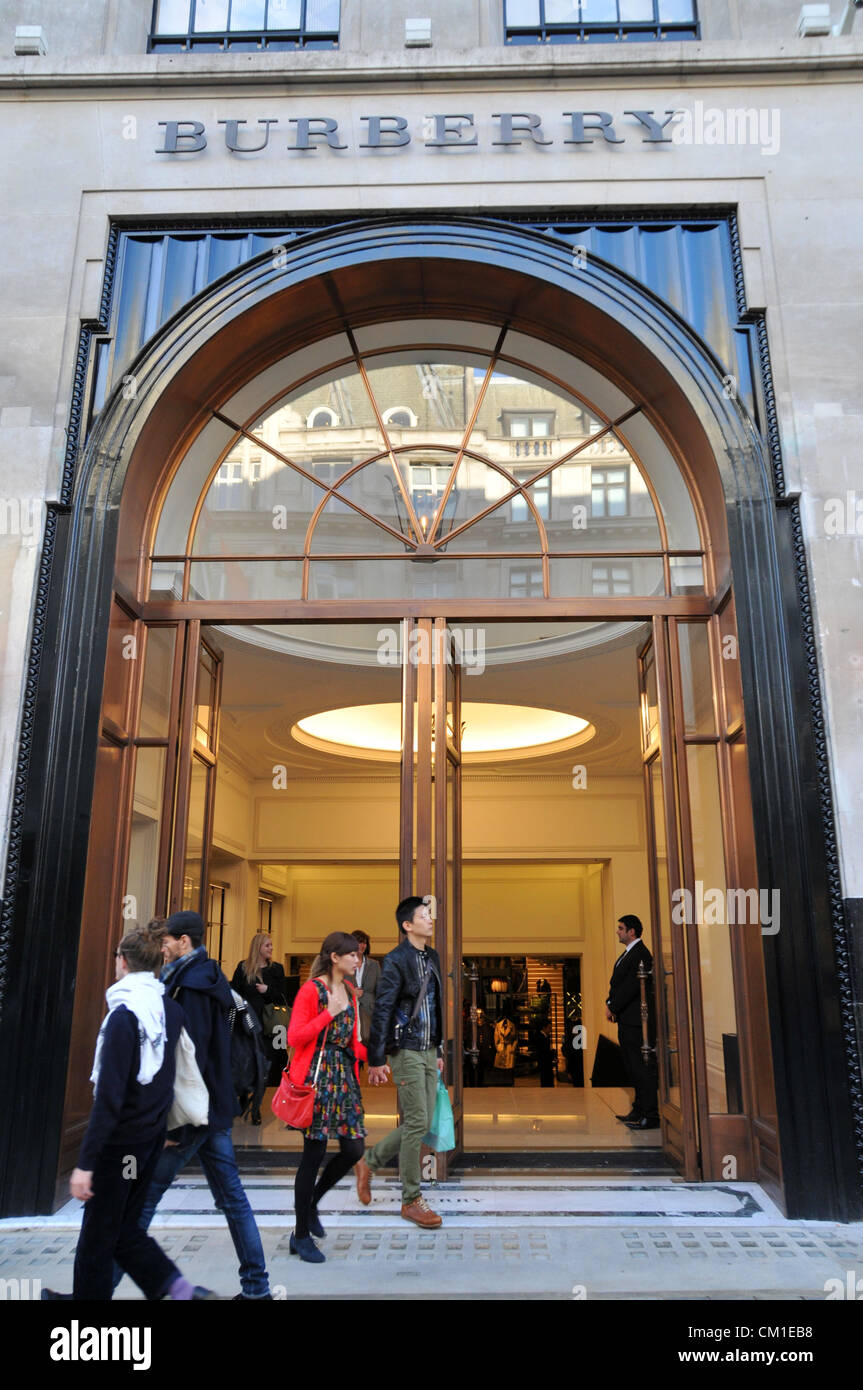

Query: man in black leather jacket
left=354, top=896, right=445, bottom=1228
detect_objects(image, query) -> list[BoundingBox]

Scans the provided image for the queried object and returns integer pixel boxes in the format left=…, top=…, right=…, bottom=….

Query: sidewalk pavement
left=3, top=1175, right=863, bottom=1300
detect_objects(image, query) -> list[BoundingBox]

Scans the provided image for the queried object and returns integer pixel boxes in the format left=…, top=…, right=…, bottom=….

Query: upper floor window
left=504, top=0, right=698, bottom=44
left=383, top=407, right=418, bottom=429
left=592, top=562, right=633, bottom=595
left=591, top=465, right=629, bottom=517
left=512, top=471, right=550, bottom=523
left=149, top=0, right=340, bottom=52
left=502, top=411, right=555, bottom=438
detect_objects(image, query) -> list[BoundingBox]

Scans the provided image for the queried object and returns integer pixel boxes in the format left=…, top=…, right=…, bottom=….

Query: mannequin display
left=493, top=1016, right=517, bottom=1069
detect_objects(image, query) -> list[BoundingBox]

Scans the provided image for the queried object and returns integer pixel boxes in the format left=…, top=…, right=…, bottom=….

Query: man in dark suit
left=606, top=914, right=659, bottom=1130
left=352, top=930, right=381, bottom=1047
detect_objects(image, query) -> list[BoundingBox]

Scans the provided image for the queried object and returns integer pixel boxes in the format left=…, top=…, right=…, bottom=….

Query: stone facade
left=0, top=4, right=860, bottom=900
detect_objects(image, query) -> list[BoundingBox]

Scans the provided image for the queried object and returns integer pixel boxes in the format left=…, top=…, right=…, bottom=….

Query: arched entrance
left=2, top=220, right=858, bottom=1218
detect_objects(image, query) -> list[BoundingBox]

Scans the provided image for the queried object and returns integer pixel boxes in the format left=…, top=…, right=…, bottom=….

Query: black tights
left=294, top=1136, right=365, bottom=1239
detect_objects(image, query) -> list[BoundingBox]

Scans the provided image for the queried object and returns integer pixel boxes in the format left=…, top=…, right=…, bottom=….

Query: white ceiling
left=211, top=620, right=649, bottom=781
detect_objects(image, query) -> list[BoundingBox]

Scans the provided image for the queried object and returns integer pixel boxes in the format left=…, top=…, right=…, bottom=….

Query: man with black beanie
left=122, top=911, right=272, bottom=1300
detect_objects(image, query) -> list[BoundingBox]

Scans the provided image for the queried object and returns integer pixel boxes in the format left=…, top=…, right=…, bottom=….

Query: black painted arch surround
left=0, top=215, right=859, bottom=1219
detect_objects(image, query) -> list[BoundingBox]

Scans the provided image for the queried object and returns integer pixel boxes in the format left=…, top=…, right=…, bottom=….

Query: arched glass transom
left=150, top=324, right=706, bottom=604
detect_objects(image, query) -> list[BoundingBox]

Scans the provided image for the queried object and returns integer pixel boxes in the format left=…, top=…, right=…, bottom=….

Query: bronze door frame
left=167, top=624, right=223, bottom=917
left=398, top=617, right=464, bottom=1170
left=71, top=599, right=772, bottom=1187
left=641, top=622, right=700, bottom=1179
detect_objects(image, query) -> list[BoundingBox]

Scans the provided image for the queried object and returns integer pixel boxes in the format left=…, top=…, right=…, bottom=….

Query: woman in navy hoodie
left=43, top=924, right=215, bottom=1301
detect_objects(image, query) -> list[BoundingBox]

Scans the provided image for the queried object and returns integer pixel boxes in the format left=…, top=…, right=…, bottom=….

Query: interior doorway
left=94, top=610, right=770, bottom=1178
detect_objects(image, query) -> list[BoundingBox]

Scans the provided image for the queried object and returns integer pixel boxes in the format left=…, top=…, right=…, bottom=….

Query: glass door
left=434, top=618, right=464, bottom=1163
left=639, top=622, right=699, bottom=1178
left=168, top=622, right=223, bottom=915
left=400, top=618, right=464, bottom=1172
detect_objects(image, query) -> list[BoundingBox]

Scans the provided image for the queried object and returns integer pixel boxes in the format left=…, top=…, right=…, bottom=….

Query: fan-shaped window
left=150, top=328, right=706, bottom=603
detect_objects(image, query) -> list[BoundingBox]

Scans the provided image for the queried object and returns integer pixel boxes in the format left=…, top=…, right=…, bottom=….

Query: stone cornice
left=1, top=39, right=862, bottom=93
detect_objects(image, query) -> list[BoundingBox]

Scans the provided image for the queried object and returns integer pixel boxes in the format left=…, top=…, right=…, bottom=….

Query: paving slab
left=3, top=1178, right=863, bottom=1302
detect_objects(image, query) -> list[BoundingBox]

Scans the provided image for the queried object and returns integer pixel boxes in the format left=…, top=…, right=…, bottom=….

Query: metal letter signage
left=154, top=110, right=701, bottom=155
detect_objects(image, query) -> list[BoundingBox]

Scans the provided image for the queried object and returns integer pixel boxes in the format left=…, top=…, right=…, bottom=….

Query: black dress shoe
left=624, top=1115, right=660, bottom=1130
left=615, top=1111, right=641, bottom=1123
left=41, top=1289, right=73, bottom=1300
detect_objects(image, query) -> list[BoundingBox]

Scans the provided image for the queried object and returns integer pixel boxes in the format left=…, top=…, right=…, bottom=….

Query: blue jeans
left=115, top=1127, right=270, bottom=1298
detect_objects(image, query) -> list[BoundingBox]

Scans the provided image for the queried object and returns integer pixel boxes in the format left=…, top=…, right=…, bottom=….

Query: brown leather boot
left=400, top=1196, right=442, bottom=1228
left=355, top=1158, right=372, bottom=1206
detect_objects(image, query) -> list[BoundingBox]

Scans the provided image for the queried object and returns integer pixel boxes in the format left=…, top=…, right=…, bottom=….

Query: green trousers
left=366, top=1048, right=438, bottom=1204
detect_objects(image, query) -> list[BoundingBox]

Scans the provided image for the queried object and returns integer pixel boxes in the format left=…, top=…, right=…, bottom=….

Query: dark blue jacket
left=163, top=952, right=238, bottom=1129
left=77, top=997, right=184, bottom=1170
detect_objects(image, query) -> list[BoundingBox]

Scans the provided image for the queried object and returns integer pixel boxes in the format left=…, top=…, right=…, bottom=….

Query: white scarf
left=91, top=972, right=167, bottom=1088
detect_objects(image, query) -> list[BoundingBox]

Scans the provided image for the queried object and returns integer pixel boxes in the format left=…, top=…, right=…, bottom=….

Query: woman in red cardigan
left=287, top=930, right=368, bottom=1263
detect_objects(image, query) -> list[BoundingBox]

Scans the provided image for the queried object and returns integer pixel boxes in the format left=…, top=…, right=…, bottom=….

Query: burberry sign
left=157, top=110, right=690, bottom=153
left=156, top=106, right=781, bottom=155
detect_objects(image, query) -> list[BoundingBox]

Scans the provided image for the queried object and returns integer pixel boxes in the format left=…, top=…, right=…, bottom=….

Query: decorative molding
left=726, top=211, right=748, bottom=320
left=60, top=224, right=120, bottom=507
left=0, top=506, right=59, bottom=1019
left=252, top=775, right=399, bottom=786
left=753, top=313, right=786, bottom=498
left=744, top=258, right=863, bottom=1187
left=788, top=496, right=863, bottom=1179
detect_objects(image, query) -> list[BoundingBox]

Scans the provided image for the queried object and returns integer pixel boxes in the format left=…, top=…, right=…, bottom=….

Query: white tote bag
left=166, top=1027, right=210, bottom=1129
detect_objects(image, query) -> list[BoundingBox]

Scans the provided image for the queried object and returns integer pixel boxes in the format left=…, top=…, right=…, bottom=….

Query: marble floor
left=233, top=1083, right=662, bottom=1153
left=27, top=1173, right=782, bottom=1230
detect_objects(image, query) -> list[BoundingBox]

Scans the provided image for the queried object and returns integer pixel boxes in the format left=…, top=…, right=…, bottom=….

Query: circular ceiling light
left=292, top=703, right=594, bottom=763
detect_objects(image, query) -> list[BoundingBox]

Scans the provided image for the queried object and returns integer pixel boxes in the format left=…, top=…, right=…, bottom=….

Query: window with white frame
left=510, top=566, right=544, bottom=598
left=504, top=0, right=698, bottom=44
left=149, top=0, right=340, bottom=52
left=591, top=465, right=629, bottom=517
left=307, top=407, right=339, bottom=428
left=502, top=410, right=555, bottom=438
left=383, top=407, right=418, bottom=429
left=592, top=562, right=633, bottom=595
left=512, top=471, right=550, bottom=523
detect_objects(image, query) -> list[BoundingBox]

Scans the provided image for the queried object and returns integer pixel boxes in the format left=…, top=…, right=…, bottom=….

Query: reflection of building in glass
left=184, top=357, right=683, bottom=601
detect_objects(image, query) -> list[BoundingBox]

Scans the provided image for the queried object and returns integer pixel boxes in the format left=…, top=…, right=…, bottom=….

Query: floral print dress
left=303, top=980, right=366, bottom=1141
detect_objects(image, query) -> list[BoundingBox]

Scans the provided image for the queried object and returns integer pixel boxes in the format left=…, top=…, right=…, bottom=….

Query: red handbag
left=271, top=1021, right=328, bottom=1129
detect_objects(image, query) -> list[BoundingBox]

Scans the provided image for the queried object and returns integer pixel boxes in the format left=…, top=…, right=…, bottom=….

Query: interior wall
left=210, top=762, right=652, bottom=1074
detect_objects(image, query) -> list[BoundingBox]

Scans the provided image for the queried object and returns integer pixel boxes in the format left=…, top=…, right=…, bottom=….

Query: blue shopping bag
left=423, top=1074, right=456, bottom=1153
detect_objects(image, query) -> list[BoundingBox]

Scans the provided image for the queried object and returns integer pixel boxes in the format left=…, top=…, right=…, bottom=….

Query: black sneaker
left=233, top=1292, right=274, bottom=1300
